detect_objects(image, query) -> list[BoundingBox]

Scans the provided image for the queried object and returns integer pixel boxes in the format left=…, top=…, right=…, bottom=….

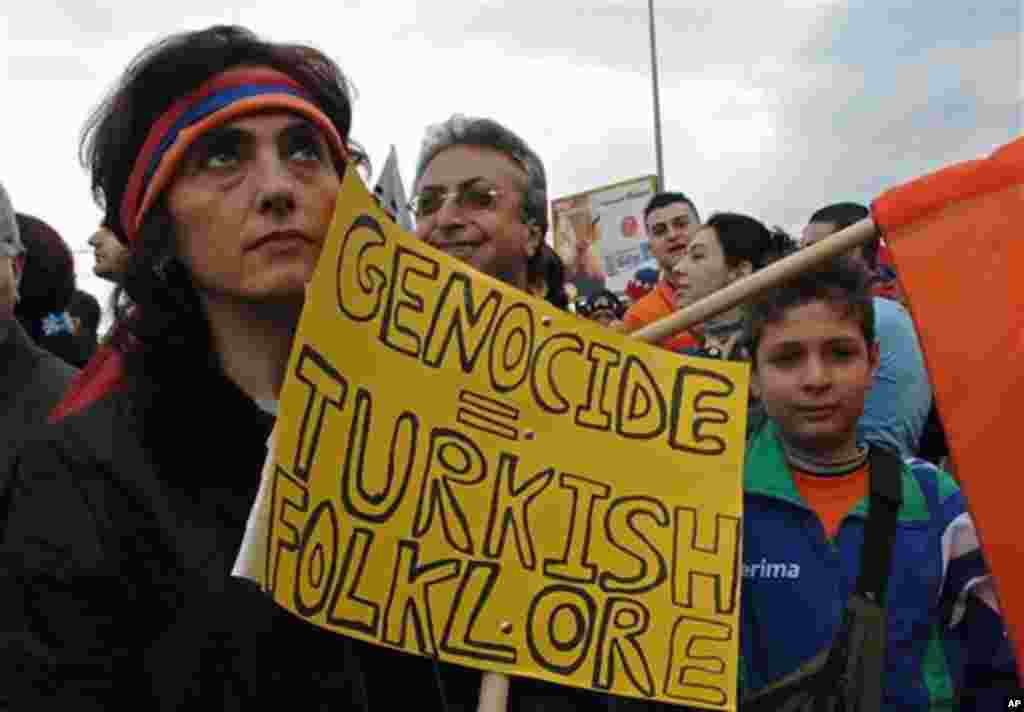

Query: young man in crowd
left=1, top=25, right=393, bottom=710
left=620, top=191, right=700, bottom=350
left=802, top=202, right=932, bottom=458
left=741, top=257, right=1017, bottom=709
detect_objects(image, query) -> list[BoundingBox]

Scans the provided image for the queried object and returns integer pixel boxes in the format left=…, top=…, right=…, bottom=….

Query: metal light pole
left=648, top=0, right=665, bottom=190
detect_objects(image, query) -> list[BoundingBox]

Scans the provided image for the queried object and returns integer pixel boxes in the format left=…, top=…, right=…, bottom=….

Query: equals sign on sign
left=457, top=390, right=521, bottom=442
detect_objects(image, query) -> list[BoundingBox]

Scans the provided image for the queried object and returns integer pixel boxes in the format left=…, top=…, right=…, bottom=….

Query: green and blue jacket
left=740, top=422, right=1015, bottom=709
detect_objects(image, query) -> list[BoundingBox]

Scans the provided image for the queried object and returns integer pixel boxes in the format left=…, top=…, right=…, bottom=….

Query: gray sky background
left=1, top=1, right=1020, bottom=318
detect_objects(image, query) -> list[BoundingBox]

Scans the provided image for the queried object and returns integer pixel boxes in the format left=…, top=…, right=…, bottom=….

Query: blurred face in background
left=646, top=200, right=699, bottom=274
left=88, top=226, right=130, bottom=282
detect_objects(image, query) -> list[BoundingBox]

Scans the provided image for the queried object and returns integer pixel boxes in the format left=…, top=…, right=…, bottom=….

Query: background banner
left=552, top=175, right=658, bottom=298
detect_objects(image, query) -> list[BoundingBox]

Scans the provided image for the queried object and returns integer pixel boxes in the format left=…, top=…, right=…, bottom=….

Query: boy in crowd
left=740, top=258, right=1017, bottom=709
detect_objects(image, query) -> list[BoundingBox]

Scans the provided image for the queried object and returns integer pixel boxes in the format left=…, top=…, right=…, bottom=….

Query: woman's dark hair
left=13, top=213, right=76, bottom=341
left=78, top=25, right=365, bottom=441
left=702, top=212, right=777, bottom=271
left=528, top=242, right=569, bottom=310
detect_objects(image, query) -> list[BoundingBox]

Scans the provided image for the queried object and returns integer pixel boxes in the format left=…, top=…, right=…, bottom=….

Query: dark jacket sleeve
left=0, top=430, right=134, bottom=711
left=957, top=595, right=1021, bottom=711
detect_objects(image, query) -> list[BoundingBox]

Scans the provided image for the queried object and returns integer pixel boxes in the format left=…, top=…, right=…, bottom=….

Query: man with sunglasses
left=410, top=114, right=548, bottom=293
left=802, top=202, right=933, bottom=459
left=620, top=191, right=701, bottom=350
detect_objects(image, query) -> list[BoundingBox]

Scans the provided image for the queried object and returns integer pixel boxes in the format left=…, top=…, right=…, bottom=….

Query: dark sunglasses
left=408, top=179, right=504, bottom=219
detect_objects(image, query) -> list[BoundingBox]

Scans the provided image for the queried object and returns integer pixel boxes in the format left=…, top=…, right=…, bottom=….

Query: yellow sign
left=265, top=167, right=749, bottom=709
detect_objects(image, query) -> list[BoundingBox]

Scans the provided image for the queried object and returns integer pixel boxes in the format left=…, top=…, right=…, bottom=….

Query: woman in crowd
left=669, top=214, right=795, bottom=437
left=672, top=213, right=793, bottom=361
left=0, top=25, right=404, bottom=710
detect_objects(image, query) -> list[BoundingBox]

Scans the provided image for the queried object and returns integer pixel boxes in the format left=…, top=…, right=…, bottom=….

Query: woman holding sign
left=0, top=25, right=410, bottom=710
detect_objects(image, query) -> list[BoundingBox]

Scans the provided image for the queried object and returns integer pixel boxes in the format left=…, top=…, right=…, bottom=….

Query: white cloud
left=0, top=0, right=1017, bottom=324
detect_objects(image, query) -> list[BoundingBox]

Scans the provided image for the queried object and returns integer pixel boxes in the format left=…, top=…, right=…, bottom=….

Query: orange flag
left=872, top=136, right=1024, bottom=672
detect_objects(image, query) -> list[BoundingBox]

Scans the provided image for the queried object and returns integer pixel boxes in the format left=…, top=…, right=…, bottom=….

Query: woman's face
left=671, top=226, right=737, bottom=309
left=166, top=110, right=342, bottom=308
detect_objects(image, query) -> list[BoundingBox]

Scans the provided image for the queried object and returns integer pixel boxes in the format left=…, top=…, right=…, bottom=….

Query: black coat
left=0, top=320, right=76, bottom=494
left=0, top=359, right=650, bottom=711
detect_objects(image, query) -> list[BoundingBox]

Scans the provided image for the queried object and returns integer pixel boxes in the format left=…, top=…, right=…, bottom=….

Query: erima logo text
left=743, top=559, right=801, bottom=579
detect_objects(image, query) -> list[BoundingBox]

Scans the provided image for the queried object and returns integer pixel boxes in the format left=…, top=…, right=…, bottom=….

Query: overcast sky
left=1, top=1, right=1020, bottom=317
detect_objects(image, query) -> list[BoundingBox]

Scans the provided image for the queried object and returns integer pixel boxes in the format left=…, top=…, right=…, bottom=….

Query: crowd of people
left=0, top=23, right=1018, bottom=711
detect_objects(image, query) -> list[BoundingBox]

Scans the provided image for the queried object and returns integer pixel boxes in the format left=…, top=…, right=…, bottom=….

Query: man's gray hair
left=0, top=181, right=23, bottom=258
left=414, top=114, right=549, bottom=234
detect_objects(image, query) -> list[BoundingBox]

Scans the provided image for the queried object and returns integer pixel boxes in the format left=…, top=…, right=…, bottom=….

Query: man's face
left=801, top=220, right=871, bottom=275
left=88, top=226, right=130, bottom=282
left=646, top=201, right=699, bottom=274
left=0, top=254, right=22, bottom=320
left=414, top=144, right=538, bottom=290
left=752, top=300, right=879, bottom=456
left=166, top=111, right=341, bottom=308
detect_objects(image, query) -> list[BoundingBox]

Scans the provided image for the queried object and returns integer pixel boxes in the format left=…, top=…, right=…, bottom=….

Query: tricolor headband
left=119, top=66, right=349, bottom=243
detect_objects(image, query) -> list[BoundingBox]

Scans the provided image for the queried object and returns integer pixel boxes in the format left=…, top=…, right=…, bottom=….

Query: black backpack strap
left=856, top=447, right=903, bottom=604
left=814, top=446, right=905, bottom=700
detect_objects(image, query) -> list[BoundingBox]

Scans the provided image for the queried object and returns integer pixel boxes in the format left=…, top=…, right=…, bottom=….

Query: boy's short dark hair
left=746, top=256, right=875, bottom=365
left=807, top=202, right=879, bottom=269
left=643, top=191, right=700, bottom=225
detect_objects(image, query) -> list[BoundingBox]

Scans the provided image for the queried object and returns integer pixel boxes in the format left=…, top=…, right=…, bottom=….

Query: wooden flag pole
left=477, top=672, right=510, bottom=712
left=631, top=216, right=879, bottom=345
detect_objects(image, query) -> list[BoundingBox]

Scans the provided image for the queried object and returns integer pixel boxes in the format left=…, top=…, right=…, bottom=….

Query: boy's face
left=752, top=300, right=879, bottom=455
